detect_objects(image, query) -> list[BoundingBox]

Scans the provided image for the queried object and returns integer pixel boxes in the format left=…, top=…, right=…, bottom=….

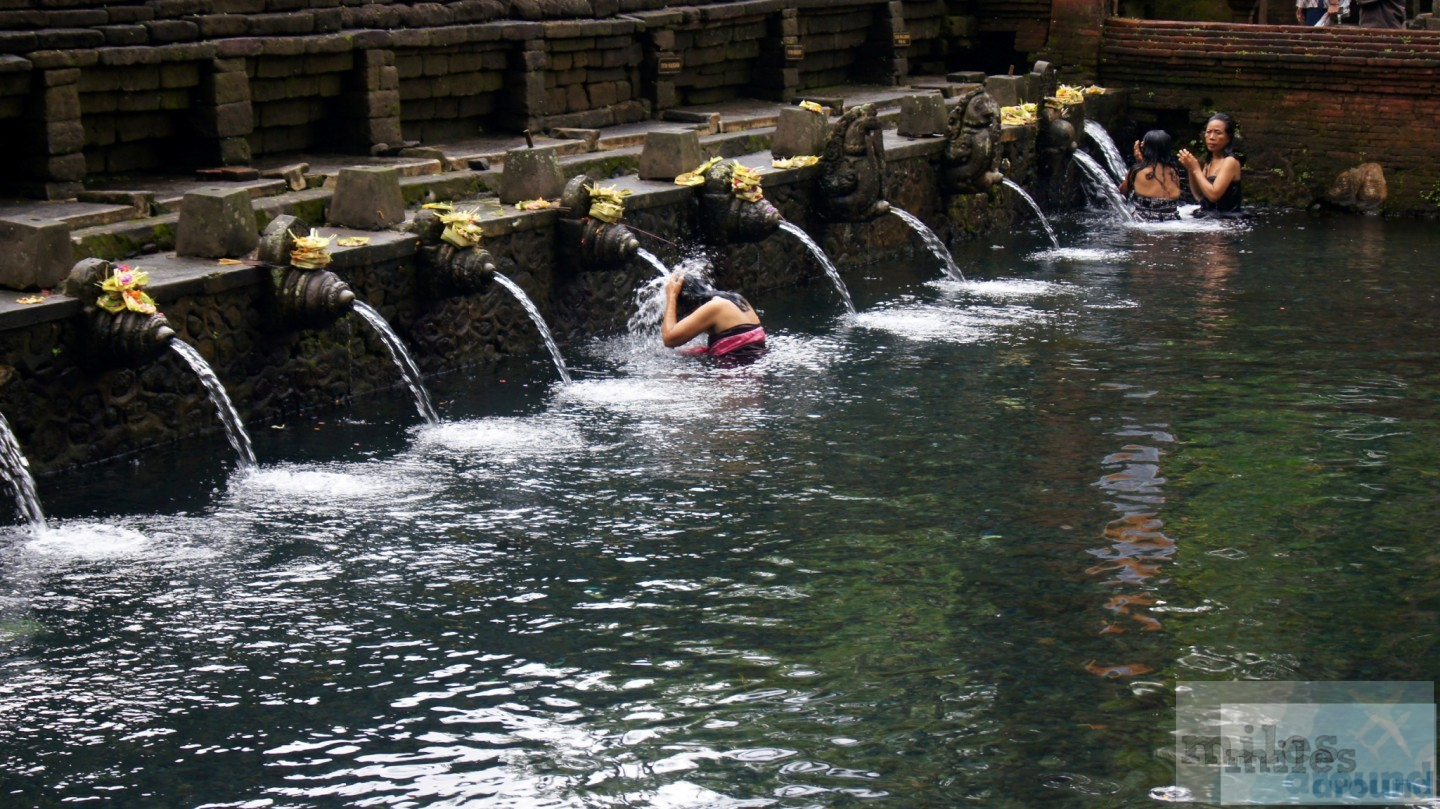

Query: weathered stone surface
left=175, top=187, right=260, bottom=258
left=770, top=105, right=828, bottom=159
left=1327, top=163, right=1387, bottom=212
left=327, top=166, right=406, bottom=229
left=984, top=74, right=1028, bottom=108
left=498, top=146, right=564, bottom=203
left=0, top=216, right=70, bottom=290
left=259, top=162, right=310, bottom=192
left=637, top=128, right=701, bottom=179
left=898, top=93, right=946, bottom=138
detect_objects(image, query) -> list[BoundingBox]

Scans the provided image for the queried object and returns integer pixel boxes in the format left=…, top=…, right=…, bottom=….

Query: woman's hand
left=666, top=271, right=684, bottom=299
left=1132, top=141, right=1143, bottom=161
left=1177, top=148, right=1200, bottom=172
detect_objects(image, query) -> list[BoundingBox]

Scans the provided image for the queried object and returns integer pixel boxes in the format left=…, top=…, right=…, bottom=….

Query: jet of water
left=351, top=301, right=442, bottom=422
left=777, top=221, right=856, bottom=314
left=1072, top=152, right=1134, bottom=222
left=0, top=410, right=45, bottom=534
left=170, top=340, right=258, bottom=468
left=492, top=273, right=573, bottom=385
left=998, top=181, right=1060, bottom=249
left=1084, top=119, right=1129, bottom=186
left=890, top=208, right=968, bottom=282
left=636, top=248, right=669, bottom=279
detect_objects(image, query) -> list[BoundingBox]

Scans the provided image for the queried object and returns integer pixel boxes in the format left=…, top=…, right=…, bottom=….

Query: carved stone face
left=963, top=94, right=998, bottom=129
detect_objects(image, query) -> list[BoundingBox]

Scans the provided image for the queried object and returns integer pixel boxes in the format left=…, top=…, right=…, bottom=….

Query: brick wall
left=1101, top=19, right=1440, bottom=213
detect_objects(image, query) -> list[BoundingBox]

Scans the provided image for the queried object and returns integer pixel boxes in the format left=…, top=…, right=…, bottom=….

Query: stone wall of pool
left=0, top=115, right=1055, bottom=475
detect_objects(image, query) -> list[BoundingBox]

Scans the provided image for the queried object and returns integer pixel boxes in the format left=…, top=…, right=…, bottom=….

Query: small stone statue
left=697, top=160, right=782, bottom=244
left=942, top=87, right=1004, bottom=195
left=817, top=104, right=890, bottom=221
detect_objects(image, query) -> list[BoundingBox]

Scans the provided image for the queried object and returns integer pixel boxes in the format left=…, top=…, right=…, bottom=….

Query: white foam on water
left=853, top=303, right=1040, bottom=344
left=1127, top=205, right=1248, bottom=233
left=417, top=417, right=586, bottom=456
left=1030, top=247, right=1131, bottom=263
left=937, top=277, right=1073, bottom=300
left=237, top=464, right=425, bottom=502
left=22, top=521, right=212, bottom=562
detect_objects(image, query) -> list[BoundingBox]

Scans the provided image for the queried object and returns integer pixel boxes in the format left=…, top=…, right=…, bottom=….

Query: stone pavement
left=0, top=82, right=938, bottom=235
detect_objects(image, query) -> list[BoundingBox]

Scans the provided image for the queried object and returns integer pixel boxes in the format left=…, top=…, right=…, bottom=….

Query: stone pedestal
left=898, top=93, right=947, bottom=138
left=639, top=129, right=704, bottom=180
left=0, top=217, right=71, bottom=290
left=771, top=107, right=829, bottom=158
left=175, top=187, right=259, bottom=259
left=327, top=166, right=406, bottom=230
left=984, top=75, right=1030, bottom=108
left=499, top=146, right=564, bottom=204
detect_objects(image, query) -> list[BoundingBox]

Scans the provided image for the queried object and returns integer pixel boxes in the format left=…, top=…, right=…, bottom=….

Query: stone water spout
left=61, top=258, right=176, bottom=366
left=1031, top=62, right=1079, bottom=169
left=405, top=208, right=498, bottom=295
left=694, top=159, right=782, bottom=244
left=941, top=86, right=1005, bottom=195
left=557, top=175, right=641, bottom=269
left=258, top=215, right=356, bottom=330
left=817, top=104, right=889, bottom=221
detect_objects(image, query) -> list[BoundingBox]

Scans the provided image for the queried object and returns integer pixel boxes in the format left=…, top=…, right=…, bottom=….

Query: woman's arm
left=661, top=275, right=720, bottom=347
left=1180, top=153, right=1240, bottom=203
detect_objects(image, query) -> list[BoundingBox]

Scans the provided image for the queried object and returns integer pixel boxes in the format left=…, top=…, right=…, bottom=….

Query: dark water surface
left=2, top=210, right=1438, bottom=807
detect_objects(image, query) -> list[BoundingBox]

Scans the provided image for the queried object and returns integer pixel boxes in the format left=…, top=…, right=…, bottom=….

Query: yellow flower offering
left=799, top=100, right=825, bottom=114
left=674, top=156, right=722, bottom=187
left=438, top=209, right=485, bottom=248
left=586, top=184, right=631, bottom=224
left=1050, top=85, right=1087, bottom=106
left=772, top=155, right=819, bottom=169
left=514, top=199, right=553, bottom=211
left=1000, top=103, right=1038, bottom=126
left=730, top=163, right=764, bottom=202
left=289, top=229, right=333, bottom=269
left=96, top=265, right=157, bottom=315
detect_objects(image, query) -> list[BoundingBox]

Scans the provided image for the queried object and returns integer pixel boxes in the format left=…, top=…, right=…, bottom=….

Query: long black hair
left=676, top=274, right=752, bottom=319
left=1128, top=129, right=1179, bottom=186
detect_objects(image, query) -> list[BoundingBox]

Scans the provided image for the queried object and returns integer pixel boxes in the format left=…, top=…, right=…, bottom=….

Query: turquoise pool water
left=1, top=209, right=1437, bottom=807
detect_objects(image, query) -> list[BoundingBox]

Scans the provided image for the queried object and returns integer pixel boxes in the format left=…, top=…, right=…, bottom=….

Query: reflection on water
left=2, top=211, right=1440, bottom=806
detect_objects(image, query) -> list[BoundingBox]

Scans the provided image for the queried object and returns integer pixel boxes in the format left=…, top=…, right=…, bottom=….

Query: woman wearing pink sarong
left=662, top=271, right=767, bottom=361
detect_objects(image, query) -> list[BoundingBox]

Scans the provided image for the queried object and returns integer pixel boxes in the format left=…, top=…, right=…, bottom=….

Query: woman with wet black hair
left=661, top=271, right=766, bottom=359
left=1118, top=129, right=1182, bottom=222
left=1178, top=112, right=1243, bottom=216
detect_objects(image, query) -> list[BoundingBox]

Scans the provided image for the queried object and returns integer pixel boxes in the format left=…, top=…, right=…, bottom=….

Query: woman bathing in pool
left=661, top=270, right=767, bottom=359
left=1177, top=112, right=1243, bottom=216
left=1118, top=129, right=1182, bottom=222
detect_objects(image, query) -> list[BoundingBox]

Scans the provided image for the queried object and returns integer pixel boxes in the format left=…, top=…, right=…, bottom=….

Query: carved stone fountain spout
left=941, top=86, right=1005, bottom=195
left=406, top=208, right=498, bottom=295
left=61, top=257, right=176, bottom=365
left=557, top=175, right=640, bottom=269
left=696, top=160, right=782, bottom=244
left=817, top=103, right=890, bottom=221
left=258, top=215, right=356, bottom=330
left=1031, top=61, right=1079, bottom=165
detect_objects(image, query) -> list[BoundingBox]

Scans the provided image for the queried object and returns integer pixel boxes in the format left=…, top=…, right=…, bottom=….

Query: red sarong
left=680, top=326, right=767, bottom=357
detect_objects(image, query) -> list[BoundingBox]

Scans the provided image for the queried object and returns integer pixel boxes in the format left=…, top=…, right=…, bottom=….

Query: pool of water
left=2, top=209, right=1438, bottom=807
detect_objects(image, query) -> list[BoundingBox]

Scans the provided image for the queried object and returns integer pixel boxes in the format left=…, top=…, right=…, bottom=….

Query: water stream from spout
left=1084, top=119, right=1129, bottom=185
left=1000, top=179, right=1061, bottom=249
left=636, top=248, right=669, bottom=278
left=170, top=340, right=258, bottom=468
left=889, top=208, right=967, bottom=283
left=0, top=411, right=45, bottom=533
left=351, top=301, right=441, bottom=423
left=1072, top=151, right=1134, bottom=222
left=493, top=273, right=573, bottom=385
left=777, top=221, right=856, bottom=314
